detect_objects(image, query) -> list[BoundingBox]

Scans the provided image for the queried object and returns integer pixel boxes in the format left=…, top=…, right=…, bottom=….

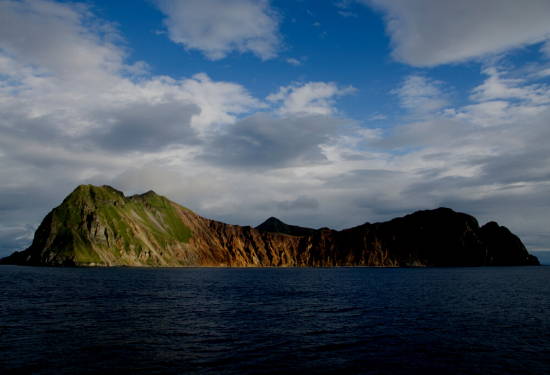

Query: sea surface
left=1, top=266, right=549, bottom=375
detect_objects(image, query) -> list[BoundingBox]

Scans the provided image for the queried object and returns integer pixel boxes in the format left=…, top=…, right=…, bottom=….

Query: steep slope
left=0, top=185, right=539, bottom=267
left=0, top=185, right=303, bottom=266
left=290, top=208, right=539, bottom=267
left=0, top=185, right=195, bottom=266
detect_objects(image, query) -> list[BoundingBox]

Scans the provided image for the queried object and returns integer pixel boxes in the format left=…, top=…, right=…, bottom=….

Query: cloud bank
left=364, top=0, right=550, bottom=66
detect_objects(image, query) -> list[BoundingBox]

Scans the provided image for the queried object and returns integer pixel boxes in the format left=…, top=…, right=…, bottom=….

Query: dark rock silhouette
left=0, top=185, right=539, bottom=267
left=256, top=217, right=317, bottom=237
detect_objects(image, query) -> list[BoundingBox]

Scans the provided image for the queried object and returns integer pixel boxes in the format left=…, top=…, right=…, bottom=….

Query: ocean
left=1, top=266, right=549, bottom=374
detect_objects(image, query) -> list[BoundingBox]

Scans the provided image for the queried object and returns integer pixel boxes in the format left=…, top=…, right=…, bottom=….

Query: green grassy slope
left=14, top=185, right=194, bottom=266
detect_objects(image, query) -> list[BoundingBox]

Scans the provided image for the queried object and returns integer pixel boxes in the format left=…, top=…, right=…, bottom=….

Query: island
left=0, top=185, right=540, bottom=267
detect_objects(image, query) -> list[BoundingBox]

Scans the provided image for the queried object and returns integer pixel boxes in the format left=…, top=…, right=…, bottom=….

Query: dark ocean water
left=0, top=266, right=549, bottom=375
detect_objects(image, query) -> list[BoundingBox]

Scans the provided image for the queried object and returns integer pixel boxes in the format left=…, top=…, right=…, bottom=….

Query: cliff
left=0, top=185, right=539, bottom=267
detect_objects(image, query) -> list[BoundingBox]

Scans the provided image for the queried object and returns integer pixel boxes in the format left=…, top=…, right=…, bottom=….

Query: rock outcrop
left=0, top=185, right=539, bottom=267
left=256, top=217, right=317, bottom=237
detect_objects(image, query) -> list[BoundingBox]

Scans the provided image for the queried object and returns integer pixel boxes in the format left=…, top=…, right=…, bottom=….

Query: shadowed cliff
left=0, top=185, right=539, bottom=267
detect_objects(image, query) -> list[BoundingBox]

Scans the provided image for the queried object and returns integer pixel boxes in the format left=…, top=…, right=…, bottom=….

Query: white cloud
left=0, top=0, right=126, bottom=81
left=140, top=73, right=262, bottom=133
left=286, top=58, right=302, bottom=66
left=438, top=67, right=550, bottom=127
left=368, top=113, right=387, bottom=121
left=470, top=67, right=550, bottom=105
left=363, top=0, right=550, bottom=66
left=394, top=75, right=448, bottom=115
left=156, top=0, right=281, bottom=60
left=267, top=82, right=355, bottom=116
left=338, top=11, right=357, bottom=18
left=0, top=0, right=261, bottom=138
left=536, top=68, right=550, bottom=78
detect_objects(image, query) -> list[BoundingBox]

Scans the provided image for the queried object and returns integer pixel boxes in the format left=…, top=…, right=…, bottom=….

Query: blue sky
left=1, top=0, right=550, bottom=256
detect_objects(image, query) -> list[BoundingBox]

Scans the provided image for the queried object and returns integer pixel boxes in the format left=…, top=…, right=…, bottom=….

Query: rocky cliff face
left=0, top=185, right=539, bottom=267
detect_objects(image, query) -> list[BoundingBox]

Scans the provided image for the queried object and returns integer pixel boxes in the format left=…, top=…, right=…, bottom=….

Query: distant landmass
left=0, top=185, right=539, bottom=267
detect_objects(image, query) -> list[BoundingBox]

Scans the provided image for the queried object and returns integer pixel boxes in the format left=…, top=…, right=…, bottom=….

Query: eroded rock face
left=0, top=185, right=540, bottom=267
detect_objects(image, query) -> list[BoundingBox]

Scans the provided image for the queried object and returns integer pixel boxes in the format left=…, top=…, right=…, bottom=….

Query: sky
left=1, top=0, right=550, bottom=256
